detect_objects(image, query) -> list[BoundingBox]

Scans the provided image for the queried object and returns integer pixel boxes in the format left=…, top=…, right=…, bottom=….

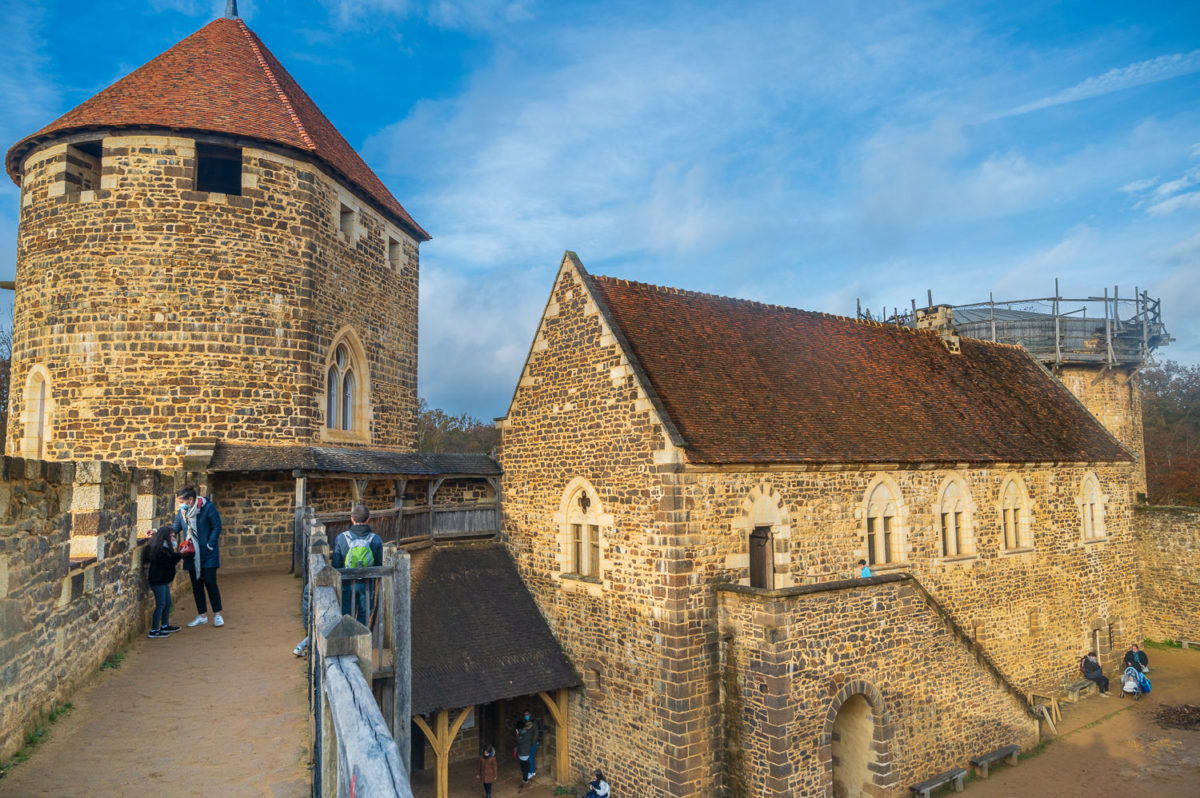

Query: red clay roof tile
left=587, top=274, right=1131, bottom=465
left=5, top=18, right=428, bottom=241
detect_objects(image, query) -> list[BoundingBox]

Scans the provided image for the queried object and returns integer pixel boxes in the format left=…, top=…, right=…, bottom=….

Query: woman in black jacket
left=146, top=525, right=182, bottom=639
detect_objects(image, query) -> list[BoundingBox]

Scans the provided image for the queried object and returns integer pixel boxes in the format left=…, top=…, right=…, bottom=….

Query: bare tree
left=1142, top=361, right=1200, bottom=506
left=415, top=398, right=499, bottom=454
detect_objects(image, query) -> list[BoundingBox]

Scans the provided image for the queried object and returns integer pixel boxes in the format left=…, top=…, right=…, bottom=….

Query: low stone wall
left=1135, top=505, right=1200, bottom=643
left=210, top=473, right=296, bottom=571
left=718, top=576, right=1039, bottom=797
left=0, top=456, right=174, bottom=761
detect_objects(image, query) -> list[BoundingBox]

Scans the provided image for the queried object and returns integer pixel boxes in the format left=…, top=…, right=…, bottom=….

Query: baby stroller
left=1120, top=666, right=1151, bottom=700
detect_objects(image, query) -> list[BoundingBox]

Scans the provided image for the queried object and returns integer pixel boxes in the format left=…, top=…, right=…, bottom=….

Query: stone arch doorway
left=824, top=682, right=894, bottom=798
left=832, top=695, right=872, bottom=797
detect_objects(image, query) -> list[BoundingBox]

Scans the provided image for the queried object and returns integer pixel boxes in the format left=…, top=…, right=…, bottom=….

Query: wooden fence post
left=390, top=547, right=413, bottom=778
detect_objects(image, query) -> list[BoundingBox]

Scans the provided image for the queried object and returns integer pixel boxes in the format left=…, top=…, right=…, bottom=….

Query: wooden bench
left=970, top=744, right=1020, bottom=779
left=1064, top=679, right=1097, bottom=702
left=909, top=767, right=967, bottom=797
left=1181, top=640, right=1199, bottom=650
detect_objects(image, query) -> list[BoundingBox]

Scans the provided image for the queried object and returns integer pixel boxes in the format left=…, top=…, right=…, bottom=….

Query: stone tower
left=908, top=290, right=1170, bottom=498
left=4, top=14, right=429, bottom=469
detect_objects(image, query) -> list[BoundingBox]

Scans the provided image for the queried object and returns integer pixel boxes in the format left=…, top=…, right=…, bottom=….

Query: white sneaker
left=214, top=614, right=225, bottom=628
left=187, top=615, right=208, bottom=627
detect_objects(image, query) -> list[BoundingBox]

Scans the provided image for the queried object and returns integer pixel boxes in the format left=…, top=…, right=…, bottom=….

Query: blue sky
left=2, top=0, right=1198, bottom=420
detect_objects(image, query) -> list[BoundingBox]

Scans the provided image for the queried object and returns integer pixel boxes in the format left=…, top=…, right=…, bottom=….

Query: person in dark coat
left=172, top=484, right=225, bottom=628
left=1080, top=651, right=1110, bottom=695
left=1124, top=643, right=1150, bottom=673
left=146, top=524, right=182, bottom=638
left=515, top=718, right=535, bottom=791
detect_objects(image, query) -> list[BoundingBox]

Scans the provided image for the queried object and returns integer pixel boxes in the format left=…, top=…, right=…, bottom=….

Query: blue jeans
left=151, top=583, right=172, bottom=629
left=529, top=740, right=538, bottom=775
left=340, top=580, right=374, bottom=627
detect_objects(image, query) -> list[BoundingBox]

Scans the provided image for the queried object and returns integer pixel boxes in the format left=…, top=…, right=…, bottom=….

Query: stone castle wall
left=8, top=133, right=419, bottom=470
left=0, top=456, right=175, bottom=761
left=500, top=264, right=703, bottom=796
left=684, top=463, right=1140, bottom=691
left=718, top=578, right=1038, bottom=796
left=1058, top=365, right=1146, bottom=496
left=209, top=472, right=296, bottom=571
left=1134, top=505, right=1200, bottom=643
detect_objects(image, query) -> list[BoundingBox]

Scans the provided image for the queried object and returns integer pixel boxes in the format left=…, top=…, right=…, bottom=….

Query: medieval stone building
left=497, top=253, right=1144, bottom=796
left=3, top=15, right=498, bottom=571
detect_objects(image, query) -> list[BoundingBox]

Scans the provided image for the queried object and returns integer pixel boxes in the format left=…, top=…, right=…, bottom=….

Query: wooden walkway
left=0, top=571, right=310, bottom=798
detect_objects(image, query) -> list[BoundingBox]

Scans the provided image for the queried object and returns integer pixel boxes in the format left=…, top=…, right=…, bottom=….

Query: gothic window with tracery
left=565, top=487, right=601, bottom=578
left=938, top=479, right=971, bottom=557
left=1080, top=474, right=1105, bottom=540
left=1000, top=478, right=1032, bottom=550
left=865, top=482, right=899, bottom=565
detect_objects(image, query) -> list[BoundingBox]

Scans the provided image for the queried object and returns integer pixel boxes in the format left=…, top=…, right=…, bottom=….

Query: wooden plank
left=392, top=548, right=412, bottom=778
left=323, top=655, right=411, bottom=798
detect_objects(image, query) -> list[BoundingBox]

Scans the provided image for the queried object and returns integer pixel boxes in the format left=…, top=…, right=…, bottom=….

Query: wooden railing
left=315, top=502, right=498, bottom=547
left=307, top=517, right=413, bottom=797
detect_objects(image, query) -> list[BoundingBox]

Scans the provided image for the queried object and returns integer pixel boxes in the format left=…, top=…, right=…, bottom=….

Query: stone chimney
left=914, top=304, right=961, bottom=354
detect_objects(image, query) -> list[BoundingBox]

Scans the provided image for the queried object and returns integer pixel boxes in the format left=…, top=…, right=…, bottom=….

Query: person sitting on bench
left=1080, top=651, right=1110, bottom=696
left=1123, top=643, right=1149, bottom=674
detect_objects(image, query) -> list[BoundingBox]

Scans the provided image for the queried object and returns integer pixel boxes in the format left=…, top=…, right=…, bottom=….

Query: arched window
left=1000, top=478, right=1032, bottom=550
left=20, top=366, right=54, bottom=459
left=865, top=482, right=900, bottom=566
left=562, top=481, right=603, bottom=578
left=1080, top=473, right=1106, bottom=540
left=323, top=330, right=369, bottom=440
left=936, top=478, right=974, bottom=557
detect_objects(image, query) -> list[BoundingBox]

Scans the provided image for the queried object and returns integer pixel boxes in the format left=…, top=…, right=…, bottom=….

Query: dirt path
left=0, top=570, right=310, bottom=798
left=968, top=646, right=1200, bottom=798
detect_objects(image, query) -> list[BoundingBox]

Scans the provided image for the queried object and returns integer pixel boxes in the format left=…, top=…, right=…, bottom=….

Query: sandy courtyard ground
left=0, top=570, right=310, bottom=798
left=967, top=645, right=1200, bottom=798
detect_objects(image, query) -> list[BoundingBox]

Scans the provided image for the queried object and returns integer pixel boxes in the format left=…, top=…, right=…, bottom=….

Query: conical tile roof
left=5, top=17, right=428, bottom=240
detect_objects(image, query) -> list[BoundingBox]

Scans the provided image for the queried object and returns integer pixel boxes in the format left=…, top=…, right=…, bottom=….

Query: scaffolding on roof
left=856, top=281, right=1173, bottom=368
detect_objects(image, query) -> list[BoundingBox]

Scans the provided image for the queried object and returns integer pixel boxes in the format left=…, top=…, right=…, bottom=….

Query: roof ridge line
left=595, top=274, right=928, bottom=334
left=236, top=19, right=315, bottom=151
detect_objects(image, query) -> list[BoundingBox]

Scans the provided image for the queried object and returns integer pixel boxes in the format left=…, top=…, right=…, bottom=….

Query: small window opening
left=339, top=203, right=356, bottom=239
left=388, top=237, right=401, bottom=271
left=749, top=525, right=773, bottom=589
left=195, top=143, right=242, bottom=195
left=65, top=141, right=102, bottom=194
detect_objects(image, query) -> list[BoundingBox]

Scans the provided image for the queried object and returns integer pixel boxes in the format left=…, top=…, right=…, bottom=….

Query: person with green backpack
left=332, top=503, right=383, bottom=627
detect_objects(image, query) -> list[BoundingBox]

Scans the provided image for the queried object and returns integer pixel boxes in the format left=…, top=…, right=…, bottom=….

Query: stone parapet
left=0, top=456, right=175, bottom=761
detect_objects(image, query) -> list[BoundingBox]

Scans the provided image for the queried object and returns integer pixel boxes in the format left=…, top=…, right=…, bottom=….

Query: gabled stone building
left=497, top=253, right=1141, bottom=796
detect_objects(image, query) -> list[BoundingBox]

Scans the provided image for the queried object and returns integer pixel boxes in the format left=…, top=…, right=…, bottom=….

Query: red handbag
left=178, top=539, right=196, bottom=556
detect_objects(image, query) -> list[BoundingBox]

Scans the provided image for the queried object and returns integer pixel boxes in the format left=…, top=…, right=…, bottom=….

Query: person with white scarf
left=171, top=484, right=225, bottom=627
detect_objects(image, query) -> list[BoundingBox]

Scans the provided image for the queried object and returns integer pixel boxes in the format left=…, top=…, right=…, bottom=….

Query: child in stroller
left=1120, top=665, right=1151, bottom=699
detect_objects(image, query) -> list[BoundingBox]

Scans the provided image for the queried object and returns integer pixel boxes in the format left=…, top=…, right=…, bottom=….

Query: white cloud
left=318, top=0, right=532, bottom=30
left=1007, top=49, right=1200, bottom=117
left=1147, top=191, right=1200, bottom=216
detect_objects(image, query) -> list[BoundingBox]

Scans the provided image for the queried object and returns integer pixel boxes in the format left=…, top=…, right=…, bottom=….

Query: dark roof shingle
left=410, top=544, right=578, bottom=714
left=5, top=18, right=428, bottom=241
left=586, top=275, right=1130, bottom=465
left=207, top=442, right=499, bottom=476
